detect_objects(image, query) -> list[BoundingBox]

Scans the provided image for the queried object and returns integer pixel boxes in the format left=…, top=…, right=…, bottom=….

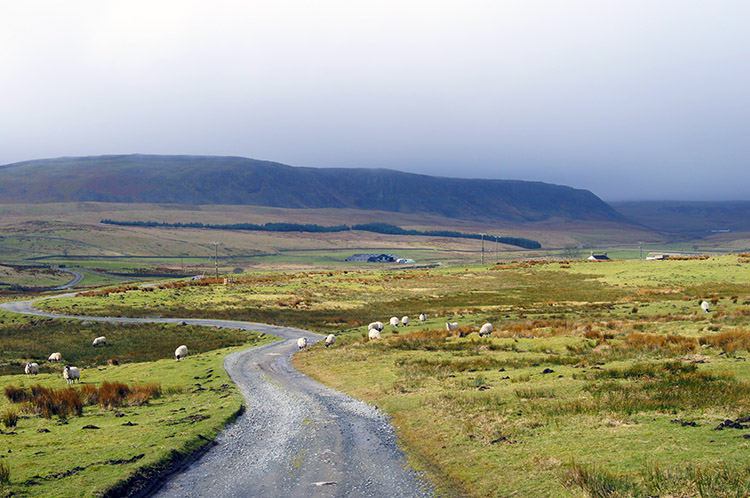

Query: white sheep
left=175, top=345, right=188, bottom=361
left=479, top=323, right=493, bottom=337
left=297, top=337, right=308, bottom=350
left=63, top=365, right=80, bottom=384
left=401, top=316, right=410, bottom=327
left=389, top=317, right=400, bottom=327
left=419, top=313, right=427, bottom=324
left=701, top=300, right=710, bottom=313
left=48, top=352, right=62, bottom=362
left=368, top=328, right=381, bottom=340
left=368, top=321, right=384, bottom=331
left=446, top=322, right=459, bottom=331
left=92, top=336, right=107, bottom=347
left=25, top=362, right=39, bottom=376
left=325, top=334, right=336, bottom=348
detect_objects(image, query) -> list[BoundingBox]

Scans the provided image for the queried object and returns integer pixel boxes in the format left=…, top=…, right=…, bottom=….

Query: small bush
left=1, top=408, right=19, bottom=428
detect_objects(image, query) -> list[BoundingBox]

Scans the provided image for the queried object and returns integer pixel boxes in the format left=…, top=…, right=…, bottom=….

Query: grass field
left=25, top=254, right=750, bottom=497
left=5, top=253, right=750, bottom=497
left=0, top=315, right=274, bottom=498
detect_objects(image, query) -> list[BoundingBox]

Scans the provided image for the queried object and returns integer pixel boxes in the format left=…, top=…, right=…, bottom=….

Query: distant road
left=0, top=296, right=435, bottom=498
left=51, top=269, right=84, bottom=290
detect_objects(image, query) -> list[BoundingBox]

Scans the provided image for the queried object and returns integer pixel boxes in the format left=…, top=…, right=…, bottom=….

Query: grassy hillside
left=27, top=255, right=750, bottom=497
left=0, top=311, right=274, bottom=498
left=0, top=155, right=628, bottom=224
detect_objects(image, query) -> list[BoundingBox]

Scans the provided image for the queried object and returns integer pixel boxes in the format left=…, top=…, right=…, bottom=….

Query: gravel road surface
left=1, top=296, right=436, bottom=498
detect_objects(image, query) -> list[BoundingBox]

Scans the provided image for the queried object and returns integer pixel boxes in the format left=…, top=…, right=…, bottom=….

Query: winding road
left=1, top=296, right=436, bottom=498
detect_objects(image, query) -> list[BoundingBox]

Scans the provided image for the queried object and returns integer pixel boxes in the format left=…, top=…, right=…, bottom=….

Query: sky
left=1, top=1, right=749, bottom=201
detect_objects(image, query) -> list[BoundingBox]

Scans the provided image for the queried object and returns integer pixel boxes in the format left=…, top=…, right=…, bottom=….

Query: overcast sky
left=1, top=1, right=748, bottom=201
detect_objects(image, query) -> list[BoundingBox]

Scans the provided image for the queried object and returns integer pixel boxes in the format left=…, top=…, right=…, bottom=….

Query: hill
left=0, top=154, right=627, bottom=224
left=610, top=201, right=750, bottom=233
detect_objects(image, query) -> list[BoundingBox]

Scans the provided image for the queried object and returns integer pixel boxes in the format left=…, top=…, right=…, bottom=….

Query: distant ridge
left=0, top=154, right=626, bottom=223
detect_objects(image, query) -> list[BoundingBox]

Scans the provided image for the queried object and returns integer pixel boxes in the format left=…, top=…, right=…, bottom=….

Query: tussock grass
left=700, top=329, right=750, bottom=354
left=0, top=460, right=9, bottom=484
left=1, top=407, right=18, bottom=428
left=621, top=331, right=698, bottom=355
left=585, top=362, right=750, bottom=414
left=563, top=461, right=750, bottom=498
left=4, top=381, right=161, bottom=417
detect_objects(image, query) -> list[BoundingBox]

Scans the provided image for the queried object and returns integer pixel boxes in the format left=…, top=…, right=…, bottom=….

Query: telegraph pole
left=211, top=241, right=220, bottom=279
left=480, top=233, right=486, bottom=265
left=495, top=235, right=499, bottom=262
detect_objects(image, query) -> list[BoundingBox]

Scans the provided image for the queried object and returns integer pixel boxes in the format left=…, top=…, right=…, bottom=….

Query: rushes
left=700, top=329, right=750, bottom=354
left=3, top=382, right=162, bottom=420
left=586, top=362, right=750, bottom=414
left=562, top=461, right=750, bottom=498
left=1, top=408, right=19, bottom=428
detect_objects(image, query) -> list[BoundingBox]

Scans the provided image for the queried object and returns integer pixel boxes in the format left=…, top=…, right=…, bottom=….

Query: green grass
left=0, top=337, right=274, bottom=498
left=8, top=256, right=750, bottom=497
left=0, top=305, right=276, bottom=498
left=0, top=317, right=263, bottom=376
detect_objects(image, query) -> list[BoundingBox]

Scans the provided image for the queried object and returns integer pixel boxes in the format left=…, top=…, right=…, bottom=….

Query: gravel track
left=0, top=296, right=436, bottom=498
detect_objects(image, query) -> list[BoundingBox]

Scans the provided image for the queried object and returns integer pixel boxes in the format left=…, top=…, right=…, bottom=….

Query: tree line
left=100, top=219, right=541, bottom=249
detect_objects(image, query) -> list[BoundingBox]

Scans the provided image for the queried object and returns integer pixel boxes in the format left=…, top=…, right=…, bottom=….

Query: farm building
left=345, top=253, right=398, bottom=263
left=587, top=252, right=610, bottom=261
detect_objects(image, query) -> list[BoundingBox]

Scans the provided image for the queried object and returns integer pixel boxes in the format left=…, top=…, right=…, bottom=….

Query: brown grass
left=98, top=381, right=161, bottom=409
left=700, top=329, right=750, bottom=354
left=620, top=332, right=698, bottom=355
left=1, top=408, right=19, bottom=428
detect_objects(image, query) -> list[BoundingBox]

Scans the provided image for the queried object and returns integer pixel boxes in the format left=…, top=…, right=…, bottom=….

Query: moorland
left=2, top=154, right=750, bottom=497
left=3, top=254, right=750, bottom=497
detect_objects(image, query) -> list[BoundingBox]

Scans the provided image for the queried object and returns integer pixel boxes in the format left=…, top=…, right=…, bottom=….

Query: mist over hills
left=0, top=154, right=627, bottom=224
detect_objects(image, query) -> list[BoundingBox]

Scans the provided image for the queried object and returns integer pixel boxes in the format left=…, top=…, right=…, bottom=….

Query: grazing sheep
left=175, top=345, right=188, bottom=361
left=419, top=313, right=427, bottom=324
left=297, top=337, right=308, bottom=350
left=325, top=334, right=336, bottom=348
left=479, top=323, right=493, bottom=337
left=368, top=328, right=381, bottom=340
left=92, top=336, right=107, bottom=347
left=368, top=321, right=384, bottom=332
left=401, top=316, right=410, bottom=327
left=389, top=317, right=400, bottom=327
left=701, top=300, right=710, bottom=313
left=48, top=352, right=62, bottom=362
left=63, top=365, right=80, bottom=384
left=446, top=322, right=459, bottom=331
left=25, top=362, right=39, bottom=376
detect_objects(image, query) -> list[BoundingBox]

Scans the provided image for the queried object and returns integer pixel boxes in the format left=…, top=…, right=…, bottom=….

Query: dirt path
left=0, top=297, right=436, bottom=498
